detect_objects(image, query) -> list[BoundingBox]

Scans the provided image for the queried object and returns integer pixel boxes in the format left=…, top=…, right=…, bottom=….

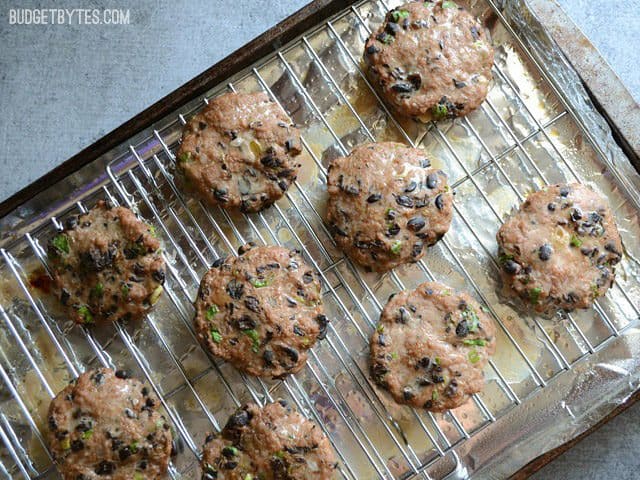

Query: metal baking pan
left=1, top=0, right=639, bottom=478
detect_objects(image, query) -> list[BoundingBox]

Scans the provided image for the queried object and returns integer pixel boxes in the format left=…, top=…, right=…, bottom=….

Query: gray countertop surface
left=1, top=1, right=639, bottom=478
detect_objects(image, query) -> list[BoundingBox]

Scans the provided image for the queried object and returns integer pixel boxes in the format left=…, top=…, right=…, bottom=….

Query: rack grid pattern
left=1, top=0, right=639, bottom=478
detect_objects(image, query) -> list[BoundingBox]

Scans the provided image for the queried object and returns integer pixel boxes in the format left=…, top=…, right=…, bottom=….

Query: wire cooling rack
left=0, top=0, right=639, bottom=478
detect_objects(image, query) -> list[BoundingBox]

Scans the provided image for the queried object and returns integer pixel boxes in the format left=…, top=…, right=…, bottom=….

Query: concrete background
left=1, top=0, right=639, bottom=478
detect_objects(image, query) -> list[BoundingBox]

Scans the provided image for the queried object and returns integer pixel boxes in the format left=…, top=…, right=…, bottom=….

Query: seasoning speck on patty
left=364, top=1, right=494, bottom=121
left=194, top=244, right=328, bottom=378
left=47, top=201, right=165, bottom=325
left=370, top=281, right=496, bottom=411
left=326, top=142, right=453, bottom=272
left=176, top=92, right=302, bottom=213
left=496, top=183, right=623, bottom=312
left=201, top=401, right=337, bottom=479
left=47, top=368, right=173, bottom=480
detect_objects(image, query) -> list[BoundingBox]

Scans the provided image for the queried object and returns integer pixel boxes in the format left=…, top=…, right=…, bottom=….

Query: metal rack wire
left=0, top=0, right=639, bottom=478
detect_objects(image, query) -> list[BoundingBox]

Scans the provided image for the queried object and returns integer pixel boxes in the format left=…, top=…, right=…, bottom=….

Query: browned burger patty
left=47, top=201, right=165, bottom=325
left=194, top=245, right=328, bottom=378
left=175, top=92, right=302, bottom=213
left=201, top=401, right=337, bottom=479
left=47, top=368, right=173, bottom=480
left=496, top=183, right=623, bottom=312
left=370, top=281, right=496, bottom=411
left=325, top=142, right=453, bottom=272
left=364, top=1, right=494, bottom=120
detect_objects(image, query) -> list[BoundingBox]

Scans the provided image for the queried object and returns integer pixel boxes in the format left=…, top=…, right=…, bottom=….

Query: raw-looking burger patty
left=370, top=281, right=496, bottom=411
left=326, top=142, right=453, bottom=272
left=47, top=368, right=173, bottom=480
left=175, top=92, right=302, bottom=213
left=364, top=1, right=494, bottom=120
left=496, top=183, right=623, bottom=312
left=47, top=201, right=165, bottom=325
left=201, top=401, right=337, bottom=480
left=194, top=245, right=328, bottom=378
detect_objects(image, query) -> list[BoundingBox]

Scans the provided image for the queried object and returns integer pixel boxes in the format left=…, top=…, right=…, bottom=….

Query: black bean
left=60, top=288, right=70, bottom=305
left=417, top=357, right=431, bottom=369
left=281, top=346, right=299, bottom=364
left=152, top=269, right=165, bottom=284
left=293, top=325, right=305, bottom=336
left=432, top=374, right=445, bottom=383
left=503, top=260, right=520, bottom=275
left=95, top=461, right=116, bottom=475
left=386, top=21, right=401, bottom=35
left=285, top=296, right=298, bottom=307
left=395, top=195, right=414, bottom=208
left=404, top=181, right=417, bottom=193
left=238, top=243, right=255, bottom=255
left=244, top=296, right=260, bottom=313
left=367, top=193, right=382, bottom=203
left=470, top=26, right=480, bottom=40
left=115, top=369, right=130, bottom=379
left=65, top=216, right=78, bottom=230
left=570, top=208, right=583, bottom=221
left=456, top=320, right=469, bottom=337
left=71, top=439, right=84, bottom=451
left=411, top=241, right=424, bottom=257
left=426, top=173, right=438, bottom=189
left=211, top=257, right=226, bottom=268
left=547, top=202, right=556, bottom=211
left=559, top=186, right=570, bottom=197
left=445, top=380, right=458, bottom=397
left=421, top=159, right=431, bottom=168
left=453, top=79, right=466, bottom=89
left=316, top=314, right=329, bottom=339
left=213, top=188, right=229, bottom=203
left=330, top=223, right=348, bottom=236
left=119, top=446, right=132, bottom=460
left=124, top=408, right=137, bottom=419
left=222, top=446, right=237, bottom=458
left=377, top=334, right=387, bottom=346
left=345, top=185, right=360, bottom=195
left=407, top=73, right=422, bottom=90
left=403, top=388, right=415, bottom=401
left=205, top=433, right=215, bottom=444
left=366, top=44, right=380, bottom=55
left=371, top=362, right=389, bottom=385
left=387, top=223, right=400, bottom=237
left=263, top=349, right=274, bottom=365
left=302, top=271, right=314, bottom=284
left=397, top=307, right=410, bottom=324
left=435, top=194, right=445, bottom=210
left=538, top=244, right=553, bottom=261
left=226, top=280, right=244, bottom=300
left=392, top=82, right=414, bottom=93
left=235, top=315, right=256, bottom=330
left=407, top=216, right=425, bottom=232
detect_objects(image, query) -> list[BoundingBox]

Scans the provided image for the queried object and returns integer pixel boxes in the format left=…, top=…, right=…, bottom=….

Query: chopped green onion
left=91, top=283, right=104, bottom=299
left=210, top=329, right=222, bottom=344
left=250, top=278, right=270, bottom=288
left=244, top=474, right=254, bottom=480
left=121, top=284, right=130, bottom=299
left=249, top=140, right=263, bottom=158
left=274, top=450, right=285, bottom=459
left=77, top=305, right=93, bottom=324
left=390, top=9, right=409, bottom=22
left=134, top=473, right=145, bottom=480
left=148, top=225, right=158, bottom=238
left=390, top=352, right=399, bottom=360
left=463, top=338, right=486, bottom=347
left=434, top=357, right=441, bottom=365
left=61, top=437, right=71, bottom=450
left=378, top=32, right=393, bottom=44
left=431, top=103, right=448, bottom=119
left=498, top=252, right=514, bottom=264
left=529, top=287, right=542, bottom=304
left=432, top=390, right=439, bottom=401
left=81, top=429, right=93, bottom=440
left=390, top=240, right=402, bottom=255
left=149, top=285, right=163, bottom=305
left=468, top=349, right=481, bottom=363
left=591, top=284, right=600, bottom=298
left=177, top=151, right=192, bottom=163
left=569, top=235, right=583, bottom=247
left=376, top=324, right=384, bottom=333
left=206, top=304, right=219, bottom=320
left=130, top=441, right=139, bottom=453
left=52, top=234, right=70, bottom=254
left=461, top=306, right=479, bottom=332
left=223, top=446, right=238, bottom=457
left=442, top=0, right=458, bottom=8
left=243, top=329, right=260, bottom=353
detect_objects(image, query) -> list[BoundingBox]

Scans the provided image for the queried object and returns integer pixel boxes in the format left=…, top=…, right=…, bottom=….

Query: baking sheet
left=0, top=0, right=639, bottom=478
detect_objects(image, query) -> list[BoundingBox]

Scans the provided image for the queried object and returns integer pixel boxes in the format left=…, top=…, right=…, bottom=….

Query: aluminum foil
left=0, top=0, right=639, bottom=479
